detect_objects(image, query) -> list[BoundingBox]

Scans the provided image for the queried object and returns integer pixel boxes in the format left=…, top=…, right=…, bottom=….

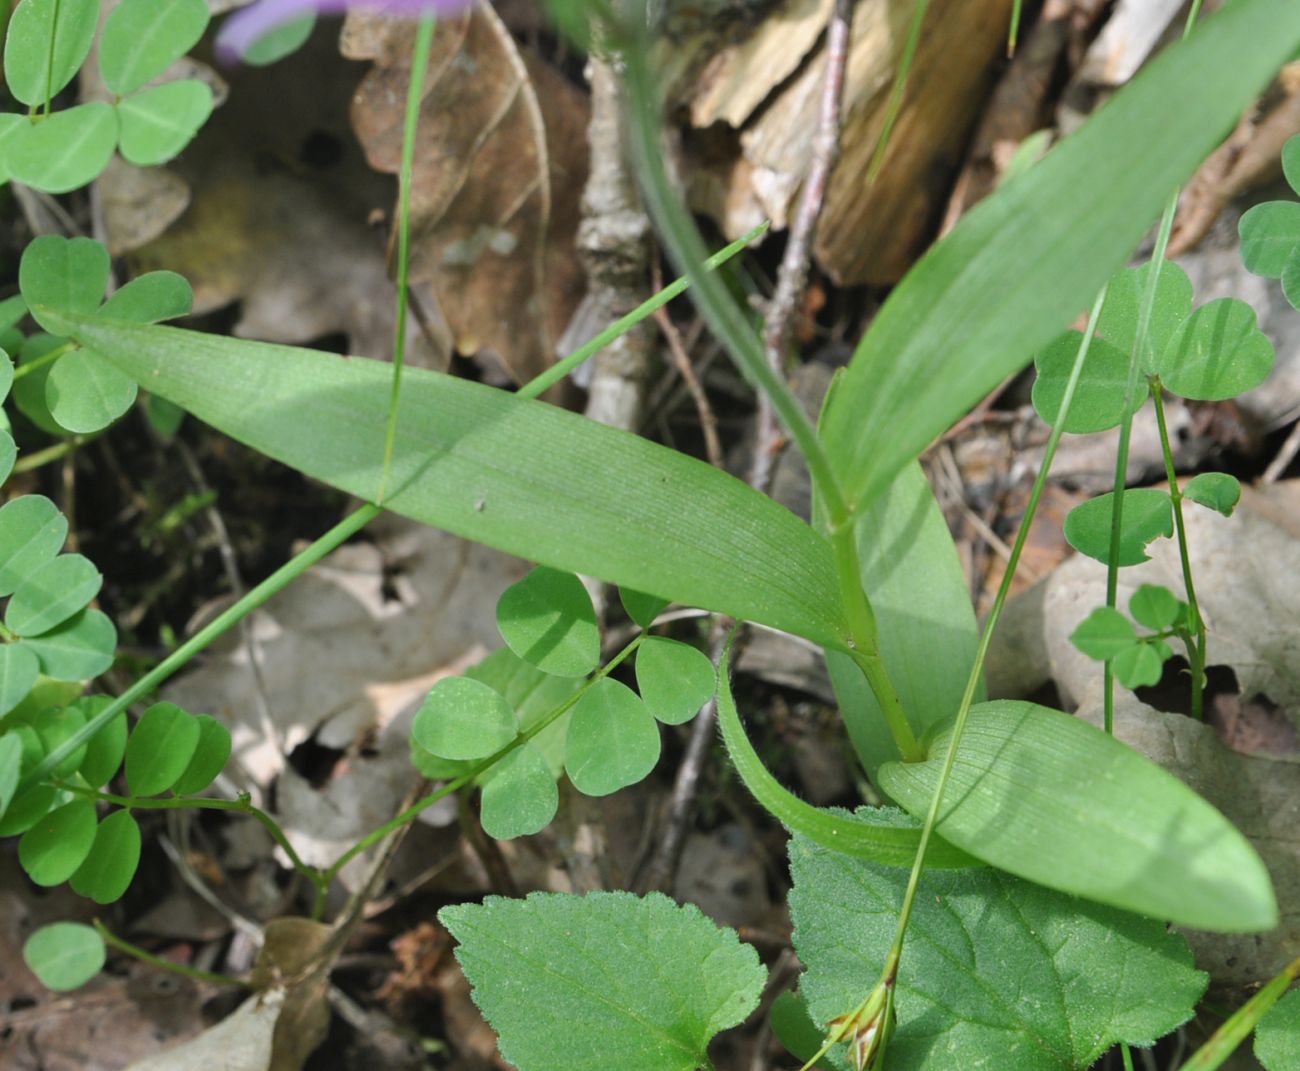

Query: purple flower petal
left=216, top=0, right=472, bottom=63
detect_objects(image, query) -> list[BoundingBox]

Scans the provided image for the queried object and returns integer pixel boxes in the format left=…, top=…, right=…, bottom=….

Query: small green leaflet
left=480, top=744, right=558, bottom=840
left=24, top=922, right=106, bottom=992
left=1112, top=643, right=1165, bottom=688
left=413, top=676, right=517, bottom=761
left=3, top=104, right=118, bottom=194
left=69, top=809, right=142, bottom=904
left=620, top=587, right=669, bottom=628
left=1129, top=584, right=1181, bottom=630
left=1240, top=135, right=1300, bottom=311
left=125, top=702, right=201, bottom=796
left=1156, top=298, right=1274, bottom=401
left=0, top=733, right=23, bottom=820
left=1069, top=607, right=1136, bottom=660
left=4, top=0, right=99, bottom=107
left=635, top=637, right=715, bottom=725
left=0, top=644, right=40, bottom=717
left=17, top=608, right=117, bottom=681
left=441, top=891, right=765, bottom=1071
left=76, top=699, right=127, bottom=788
left=5, top=553, right=103, bottom=637
left=20, top=236, right=109, bottom=333
left=788, top=836, right=1207, bottom=1071
left=497, top=568, right=601, bottom=678
left=100, top=0, right=211, bottom=95
left=1183, top=472, right=1240, bottom=517
left=1064, top=489, right=1172, bottom=566
left=1255, top=988, right=1300, bottom=1071
left=0, top=495, right=69, bottom=596
left=19, top=799, right=97, bottom=886
left=564, top=678, right=660, bottom=797
left=1032, top=332, right=1142, bottom=433
left=241, top=12, right=317, bottom=66
left=116, top=80, right=215, bottom=167
left=171, top=714, right=232, bottom=795
left=99, top=272, right=195, bottom=324
left=877, top=700, right=1277, bottom=932
left=1097, top=261, right=1193, bottom=366
left=46, top=349, right=139, bottom=433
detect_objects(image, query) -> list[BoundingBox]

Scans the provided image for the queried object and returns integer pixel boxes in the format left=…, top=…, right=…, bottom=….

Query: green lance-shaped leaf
left=564, top=678, right=660, bottom=797
left=1184, top=472, right=1241, bottom=517
left=76, top=698, right=127, bottom=788
left=1256, top=988, right=1300, bottom=1071
left=413, top=676, right=517, bottom=761
left=717, top=649, right=978, bottom=868
left=3, top=104, right=118, bottom=195
left=19, top=798, right=98, bottom=885
left=24, top=922, right=106, bottom=992
left=116, top=80, right=215, bottom=167
left=0, top=644, right=41, bottom=717
left=825, top=462, right=981, bottom=778
left=4, top=0, right=100, bottom=106
left=0, top=784, right=57, bottom=836
left=125, top=701, right=201, bottom=796
left=497, top=567, right=601, bottom=678
left=0, top=733, right=24, bottom=820
left=100, top=0, right=211, bottom=95
left=440, top=891, right=766, bottom=1071
left=789, top=836, right=1207, bottom=1071
left=1113, top=643, right=1166, bottom=689
left=171, top=714, right=232, bottom=795
left=46, top=350, right=139, bottom=434
left=1239, top=202, right=1300, bottom=277
left=819, top=0, right=1300, bottom=510
left=619, top=587, right=668, bottom=629
left=0, top=496, right=68, bottom=597
left=1129, top=584, right=1181, bottom=631
left=1155, top=298, right=1275, bottom=401
left=1070, top=606, right=1137, bottom=661
left=877, top=700, right=1277, bottom=932
left=1097, top=261, right=1195, bottom=369
left=1064, top=489, right=1173, bottom=566
left=99, top=271, right=195, bottom=324
left=635, top=637, right=716, bottom=725
left=480, top=743, right=559, bottom=840
left=47, top=316, right=849, bottom=650
left=20, top=236, right=110, bottom=333
left=17, top=608, right=117, bottom=682
left=6, top=553, right=103, bottom=638
left=1032, top=332, right=1144, bottom=433
left=69, top=809, right=142, bottom=904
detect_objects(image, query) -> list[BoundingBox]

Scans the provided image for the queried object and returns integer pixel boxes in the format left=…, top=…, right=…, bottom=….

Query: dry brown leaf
left=344, top=2, right=588, bottom=383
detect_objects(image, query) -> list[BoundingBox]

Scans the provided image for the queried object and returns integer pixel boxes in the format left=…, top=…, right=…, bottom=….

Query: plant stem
left=1177, top=954, right=1300, bottom=1070
left=93, top=919, right=252, bottom=989
left=57, top=782, right=326, bottom=894
left=313, top=633, right=646, bottom=917
left=22, top=503, right=382, bottom=789
left=1007, top=0, right=1023, bottom=56
left=1121, top=1042, right=1136, bottom=1071
left=376, top=15, right=436, bottom=506
left=1150, top=380, right=1207, bottom=718
left=11, top=341, right=73, bottom=378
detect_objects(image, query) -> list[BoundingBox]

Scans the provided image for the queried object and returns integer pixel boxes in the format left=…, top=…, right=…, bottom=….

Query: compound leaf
left=46, top=349, right=139, bottom=433
left=116, top=80, right=214, bottom=167
left=1155, top=298, right=1274, bottom=401
left=99, top=271, right=194, bottom=324
left=6, top=553, right=103, bottom=638
left=0, top=643, right=40, bottom=717
left=19, top=798, right=97, bottom=885
left=171, top=714, right=231, bottom=795
left=564, top=678, right=659, bottom=797
left=1183, top=472, right=1241, bottom=517
left=497, top=567, right=600, bottom=678
left=440, top=891, right=765, bottom=1071
left=5, top=0, right=99, bottom=106
left=877, top=700, right=1277, bottom=932
left=413, top=676, right=517, bottom=761
left=1032, top=332, right=1143, bottom=433
left=4, top=103, right=117, bottom=194
left=100, top=0, right=210, bottom=95
left=69, top=809, right=142, bottom=904
left=1064, top=489, right=1173, bottom=566
left=480, top=743, right=558, bottom=840
left=1070, top=607, right=1137, bottom=660
left=18, top=608, right=116, bottom=681
left=789, top=837, right=1207, bottom=1071
left=635, top=637, right=715, bottom=725
left=125, top=701, right=200, bottom=797
left=24, top=922, right=105, bottom=991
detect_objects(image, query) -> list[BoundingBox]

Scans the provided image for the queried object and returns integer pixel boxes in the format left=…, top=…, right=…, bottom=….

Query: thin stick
left=651, top=255, right=723, bottom=468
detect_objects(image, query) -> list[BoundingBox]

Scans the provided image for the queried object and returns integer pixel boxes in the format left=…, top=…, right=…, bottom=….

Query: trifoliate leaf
left=1097, top=261, right=1194, bottom=366
left=125, top=701, right=200, bottom=796
left=564, top=678, right=660, bottom=796
left=413, top=676, right=517, bottom=761
left=497, top=567, right=600, bottom=678
left=46, top=349, right=139, bottom=433
left=1239, top=201, right=1300, bottom=277
left=24, top=922, right=106, bottom=992
left=171, top=714, right=232, bottom=795
left=0, top=644, right=40, bottom=717
left=1032, top=332, right=1143, bottom=433
left=1183, top=472, right=1241, bottom=517
left=19, top=799, right=97, bottom=886
left=479, top=743, right=558, bottom=840
left=4, top=104, right=117, bottom=196
left=619, top=587, right=668, bottom=628
left=440, top=891, right=765, bottom=1071
left=1155, top=298, right=1274, bottom=401
left=0, top=495, right=68, bottom=597
left=789, top=837, right=1207, bottom=1071
left=1113, top=643, right=1164, bottom=689
left=635, top=637, right=716, bottom=725
left=1064, top=490, right=1172, bottom=566
left=69, top=809, right=142, bottom=904
left=1129, top=584, right=1181, bottom=630
left=116, top=80, right=214, bottom=167
left=99, top=271, right=194, bottom=324
left=1069, top=607, right=1136, bottom=661
left=100, top=0, right=210, bottom=95
left=5, top=0, right=99, bottom=106
left=1256, top=988, right=1300, bottom=1071
left=5, top=553, right=103, bottom=637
